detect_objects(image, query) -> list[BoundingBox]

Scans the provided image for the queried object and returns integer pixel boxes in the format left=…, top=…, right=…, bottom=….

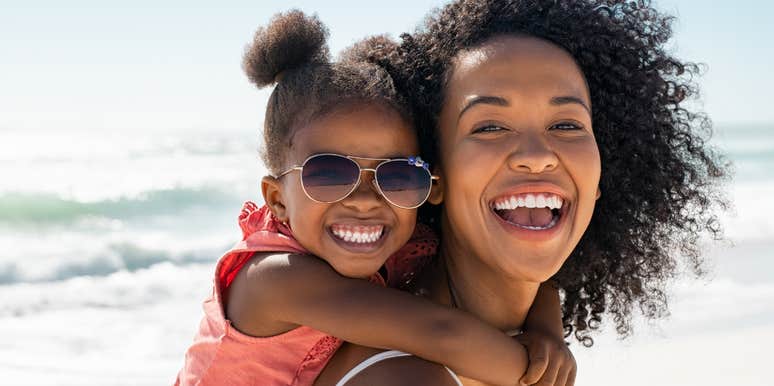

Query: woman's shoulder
left=343, top=355, right=460, bottom=386
left=316, top=344, right=460, bottom=386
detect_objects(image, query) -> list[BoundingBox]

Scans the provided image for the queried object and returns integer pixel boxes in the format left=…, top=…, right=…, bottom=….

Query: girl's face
left=436, top=36, right=601, bottom=282
left=267, top=104, right=419, bottom=278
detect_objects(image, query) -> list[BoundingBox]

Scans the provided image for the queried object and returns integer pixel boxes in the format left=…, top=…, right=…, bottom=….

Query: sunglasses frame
left=276, top=153, right=440, bottom=209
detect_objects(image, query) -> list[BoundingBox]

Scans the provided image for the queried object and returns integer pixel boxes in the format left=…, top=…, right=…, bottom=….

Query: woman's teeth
left=519, top=216, right=559, bottom=230
left=492, top=193, right=563, bottom=210
left=330, top=224, right=385, bottom=244
left=492, top=193, right=564, bottom=230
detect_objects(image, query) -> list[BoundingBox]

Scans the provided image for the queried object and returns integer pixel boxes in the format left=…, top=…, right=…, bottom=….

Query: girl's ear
left=261, top=175, right=289, bottom=221
left=596, top=186, right=602, bottom=200
left=427, top=167, right=444, bottom=205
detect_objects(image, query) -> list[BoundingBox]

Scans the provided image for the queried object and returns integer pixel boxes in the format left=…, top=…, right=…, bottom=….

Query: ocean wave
left=0, top=187, right=241, bottom=225
left=0, top=240, right=227, bottom=286
left=0, top=261, right=214, bottom=317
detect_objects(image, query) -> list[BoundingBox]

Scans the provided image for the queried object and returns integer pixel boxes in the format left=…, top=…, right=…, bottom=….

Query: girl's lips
left=326, top=224, right=390, bottom=254
left=330, top=224, right=385, bottom=244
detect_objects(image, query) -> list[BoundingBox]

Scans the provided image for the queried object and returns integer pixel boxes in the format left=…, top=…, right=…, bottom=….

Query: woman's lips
left=498, top=207, right=559, bottom=229
left=489, top=190, right=571, bottom=240
left=491, top=192, right=564, bottom=229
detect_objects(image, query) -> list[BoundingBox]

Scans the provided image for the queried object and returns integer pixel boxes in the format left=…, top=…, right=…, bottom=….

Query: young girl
left=176, top=10, right=573, bottom=386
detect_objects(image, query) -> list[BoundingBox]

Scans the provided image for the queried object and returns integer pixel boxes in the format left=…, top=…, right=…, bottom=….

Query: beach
left=1, top=124, right=771, bottom=385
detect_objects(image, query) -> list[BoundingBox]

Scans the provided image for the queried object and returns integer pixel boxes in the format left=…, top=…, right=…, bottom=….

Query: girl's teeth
left=331, top=225, right=384, bottom=244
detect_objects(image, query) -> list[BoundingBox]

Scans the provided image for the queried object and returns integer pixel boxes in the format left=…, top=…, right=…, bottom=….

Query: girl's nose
left=339, top=171, right=384, bottom=212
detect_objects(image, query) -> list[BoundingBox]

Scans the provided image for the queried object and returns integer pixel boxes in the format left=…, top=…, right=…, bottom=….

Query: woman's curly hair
left=377, top=0, right=729, bottom=346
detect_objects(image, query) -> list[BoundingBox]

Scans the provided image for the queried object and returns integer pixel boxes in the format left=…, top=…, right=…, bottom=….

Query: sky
left=1, top=0, right=772, bottom=132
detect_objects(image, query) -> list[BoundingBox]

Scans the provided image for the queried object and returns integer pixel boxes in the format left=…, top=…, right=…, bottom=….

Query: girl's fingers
left=554, top=363, right=571, bottom=386
left=534, top=360, right=560, bottom=386
left=566, top=366, right=577, bottom=386
left=518, top=344, right=549, bottom=385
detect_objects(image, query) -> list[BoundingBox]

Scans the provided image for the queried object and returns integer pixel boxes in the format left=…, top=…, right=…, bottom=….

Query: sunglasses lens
left=301, top=155, right=360, bottom=202
left=376, top=160, right=432, bottom=208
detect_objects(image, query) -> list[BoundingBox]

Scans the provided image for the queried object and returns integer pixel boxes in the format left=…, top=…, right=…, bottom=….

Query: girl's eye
left=549, top=122, right=583, bottom=131
left=472, top=124, right=506, bottom=134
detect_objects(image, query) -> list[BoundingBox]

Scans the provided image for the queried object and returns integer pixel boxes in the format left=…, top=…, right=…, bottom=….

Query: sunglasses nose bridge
left=354, top=168, right=380, bottom=192
left=337, top=168, right=387, bottom=211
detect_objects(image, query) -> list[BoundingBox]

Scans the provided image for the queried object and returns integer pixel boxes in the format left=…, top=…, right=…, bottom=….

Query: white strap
left=444, top=366, right=464, bottom=386
left=335, top=350, right=463, bottom=386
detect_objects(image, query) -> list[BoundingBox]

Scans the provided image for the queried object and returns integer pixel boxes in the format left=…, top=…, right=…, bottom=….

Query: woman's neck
left=434, top=234, right=541, bottom=333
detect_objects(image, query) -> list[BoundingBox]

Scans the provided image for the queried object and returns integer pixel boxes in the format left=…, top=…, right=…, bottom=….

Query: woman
left=315, top=0, right=727, bottom=385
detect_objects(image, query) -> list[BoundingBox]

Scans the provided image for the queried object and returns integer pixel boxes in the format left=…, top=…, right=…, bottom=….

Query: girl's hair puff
left=243, top=11, right=410, bottom=174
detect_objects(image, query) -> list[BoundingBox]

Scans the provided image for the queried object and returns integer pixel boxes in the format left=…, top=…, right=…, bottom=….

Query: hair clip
left=408, top=156, right=430, bottom=171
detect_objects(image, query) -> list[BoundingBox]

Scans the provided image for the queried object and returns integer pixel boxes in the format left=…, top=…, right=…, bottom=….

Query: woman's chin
left=493, top=250, right=567, bottom=283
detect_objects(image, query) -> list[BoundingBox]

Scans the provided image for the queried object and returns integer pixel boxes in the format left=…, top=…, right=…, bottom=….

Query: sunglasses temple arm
left=275, top=166, right=303, bottom=178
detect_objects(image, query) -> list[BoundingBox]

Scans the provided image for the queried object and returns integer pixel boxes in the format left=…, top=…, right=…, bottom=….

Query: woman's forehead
left=447, top=35, right=590, bottom=105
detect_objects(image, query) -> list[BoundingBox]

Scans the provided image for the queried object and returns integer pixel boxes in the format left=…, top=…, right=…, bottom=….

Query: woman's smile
left=487, top=182, right=573, bottom=242
left=437, top=35, right=600, bottom=281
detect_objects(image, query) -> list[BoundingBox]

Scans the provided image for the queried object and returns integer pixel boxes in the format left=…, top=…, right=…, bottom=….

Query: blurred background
left=1, top=0, right=771, bottom=384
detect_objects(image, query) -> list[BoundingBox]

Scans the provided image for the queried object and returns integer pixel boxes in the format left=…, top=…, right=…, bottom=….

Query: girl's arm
left=518, top=281, right=577, bottom=386
left=228, top=252, right=527, bottom=386
left=523, top=281, right=564, bottom=337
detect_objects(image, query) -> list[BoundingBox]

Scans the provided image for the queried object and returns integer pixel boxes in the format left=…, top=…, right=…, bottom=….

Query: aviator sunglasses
left=276, top=153, right=439, bottom=209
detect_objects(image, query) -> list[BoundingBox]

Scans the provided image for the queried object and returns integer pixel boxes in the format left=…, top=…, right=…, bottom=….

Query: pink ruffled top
left=175, top=202, right=437, bottom=386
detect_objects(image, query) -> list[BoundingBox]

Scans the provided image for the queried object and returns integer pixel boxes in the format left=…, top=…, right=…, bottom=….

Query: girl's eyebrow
left=550, top=95, right=591, bottom=114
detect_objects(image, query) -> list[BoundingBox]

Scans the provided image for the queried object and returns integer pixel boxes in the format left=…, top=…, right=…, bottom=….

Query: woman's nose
left=507, top=133, right=559, bottom=174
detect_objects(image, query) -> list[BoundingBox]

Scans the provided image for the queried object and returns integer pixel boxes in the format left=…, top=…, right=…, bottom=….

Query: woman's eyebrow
left=458, top=95, right=509, bottom=121
left=551, top=95, right=591, bottom=114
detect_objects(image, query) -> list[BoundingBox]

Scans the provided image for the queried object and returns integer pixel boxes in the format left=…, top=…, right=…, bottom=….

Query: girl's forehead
left=288, top=104, right=418, bottom=160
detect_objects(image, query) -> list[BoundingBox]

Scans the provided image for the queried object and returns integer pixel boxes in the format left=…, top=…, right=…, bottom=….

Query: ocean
left=1, top=124, right=771, bottom=385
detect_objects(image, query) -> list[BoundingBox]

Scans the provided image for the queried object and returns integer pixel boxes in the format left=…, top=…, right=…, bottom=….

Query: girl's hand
left=514, top=330, right=576, bottom=386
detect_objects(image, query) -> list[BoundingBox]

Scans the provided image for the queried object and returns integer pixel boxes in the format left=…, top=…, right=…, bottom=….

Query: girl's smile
left=266, top=103, right=420, bottom=278
left=328, top=222, right=390, bottom=253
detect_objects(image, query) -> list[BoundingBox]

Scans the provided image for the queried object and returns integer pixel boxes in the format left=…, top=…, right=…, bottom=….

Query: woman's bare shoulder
left=344, top=355, right=460, bottom=386
left=316, top=344, right=459, bottom=386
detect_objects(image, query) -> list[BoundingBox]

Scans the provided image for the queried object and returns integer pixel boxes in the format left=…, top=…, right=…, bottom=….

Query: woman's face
left=437, top=35, right=600, bottom=282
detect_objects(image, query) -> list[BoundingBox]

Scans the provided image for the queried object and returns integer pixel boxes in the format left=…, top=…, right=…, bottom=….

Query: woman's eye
left=549, top=122, right=583, bottom=131
left=472, top=125, right=506, bottom=134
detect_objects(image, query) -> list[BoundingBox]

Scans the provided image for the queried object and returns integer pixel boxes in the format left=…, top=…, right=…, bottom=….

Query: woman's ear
left=596, top=186, right=602, bottom=200
left=261, top=175, right=289, bottom=221
left=427, top=168, right=444, bottom=205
